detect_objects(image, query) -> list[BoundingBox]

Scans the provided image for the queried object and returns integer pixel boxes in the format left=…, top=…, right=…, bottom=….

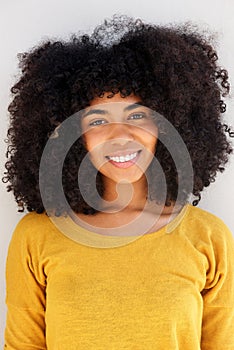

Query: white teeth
left=108, top=152, right=138, bottom=163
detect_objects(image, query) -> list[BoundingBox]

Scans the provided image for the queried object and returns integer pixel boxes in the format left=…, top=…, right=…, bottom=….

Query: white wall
left=0, top=0, right=233, bottom=346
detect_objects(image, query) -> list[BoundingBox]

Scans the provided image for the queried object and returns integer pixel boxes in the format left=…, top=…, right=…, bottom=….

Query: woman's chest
left=44, top=241, right=205, bottom=349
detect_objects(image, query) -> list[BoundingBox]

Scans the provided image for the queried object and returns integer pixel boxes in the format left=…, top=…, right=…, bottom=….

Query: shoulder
left=13, top=211, right=54, bottom=233
left=185, top=204, right=229, bottom=228
left=9, top=211, right=60, bottom=247
left=180, top=204, right=234, bottom=248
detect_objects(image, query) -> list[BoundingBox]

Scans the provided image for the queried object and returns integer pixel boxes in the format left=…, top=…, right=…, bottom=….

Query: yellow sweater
left=4, top=204, right=234, bottom=349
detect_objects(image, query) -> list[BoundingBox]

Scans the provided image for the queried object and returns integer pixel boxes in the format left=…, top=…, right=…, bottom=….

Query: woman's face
left=81, top=93, right=158, bottom=184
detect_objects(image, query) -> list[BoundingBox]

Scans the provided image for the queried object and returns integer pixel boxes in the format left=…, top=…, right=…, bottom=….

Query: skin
left=73, top=93, right=183, bottom=234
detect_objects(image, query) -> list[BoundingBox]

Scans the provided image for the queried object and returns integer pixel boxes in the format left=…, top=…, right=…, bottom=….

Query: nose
left=108, top=122, right=135, bottom=145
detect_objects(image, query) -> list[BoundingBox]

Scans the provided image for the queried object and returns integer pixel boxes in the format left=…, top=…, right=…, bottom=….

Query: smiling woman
left=81, top=93, right=158, bottom=191
left=2, top=14, right=234, bottom=350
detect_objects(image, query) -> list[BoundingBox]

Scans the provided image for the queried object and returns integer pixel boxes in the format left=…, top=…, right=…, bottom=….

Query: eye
left=128, top=112, right=146, bottom=120
left=89, top=119, right=107, bottom=126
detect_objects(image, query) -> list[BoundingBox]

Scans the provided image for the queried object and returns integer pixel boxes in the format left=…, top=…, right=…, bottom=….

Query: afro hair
left=2, top=14, right=233, bottom=216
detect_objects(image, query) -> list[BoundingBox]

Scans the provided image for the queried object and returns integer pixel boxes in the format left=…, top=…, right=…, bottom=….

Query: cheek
left=151, top=136, right=158, bottom=151
left=138, top=124, right=158, bottom=147
left=82, top=134, right=106, bottom=169
left=143, top=134, right=158, bottom=152
left=82, top=129, right=105, bottom=152
left=82, top=132, right=96, bottom=153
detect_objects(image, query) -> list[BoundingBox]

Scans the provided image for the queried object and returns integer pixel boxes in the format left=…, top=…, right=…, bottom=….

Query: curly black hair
left=2, top=14, right=233, bottom=217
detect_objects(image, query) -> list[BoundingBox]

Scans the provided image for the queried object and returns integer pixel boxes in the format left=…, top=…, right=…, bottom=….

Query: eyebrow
left=82, top=102, right=144, bottom=119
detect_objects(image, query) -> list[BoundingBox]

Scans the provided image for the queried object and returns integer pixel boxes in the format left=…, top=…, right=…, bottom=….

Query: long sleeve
left=3, top=206, right=234, bottom=350
left=200, top=222, right=234, bottom=349
left=4, top=216, right=47, bottom=349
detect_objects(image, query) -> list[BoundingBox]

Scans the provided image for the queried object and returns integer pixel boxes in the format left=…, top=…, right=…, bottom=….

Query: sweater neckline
left=50, top=203, right=191, bottom=249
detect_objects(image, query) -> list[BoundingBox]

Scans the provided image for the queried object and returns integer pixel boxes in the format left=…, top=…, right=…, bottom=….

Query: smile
left=106, top=151, right=141, bottom=163
left=105, top=150, right=142, bottom=169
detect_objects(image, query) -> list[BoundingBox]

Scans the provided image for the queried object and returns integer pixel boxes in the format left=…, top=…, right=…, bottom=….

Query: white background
left=0, top=0, right=233, bottom=346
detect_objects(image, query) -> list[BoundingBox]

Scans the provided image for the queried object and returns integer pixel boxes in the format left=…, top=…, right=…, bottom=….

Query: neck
left=99, top=174, right=148, bottom=213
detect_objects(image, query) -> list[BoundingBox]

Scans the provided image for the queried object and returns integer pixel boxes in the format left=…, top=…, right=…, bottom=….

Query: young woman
left=3, top=15, right=234, bottom=349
